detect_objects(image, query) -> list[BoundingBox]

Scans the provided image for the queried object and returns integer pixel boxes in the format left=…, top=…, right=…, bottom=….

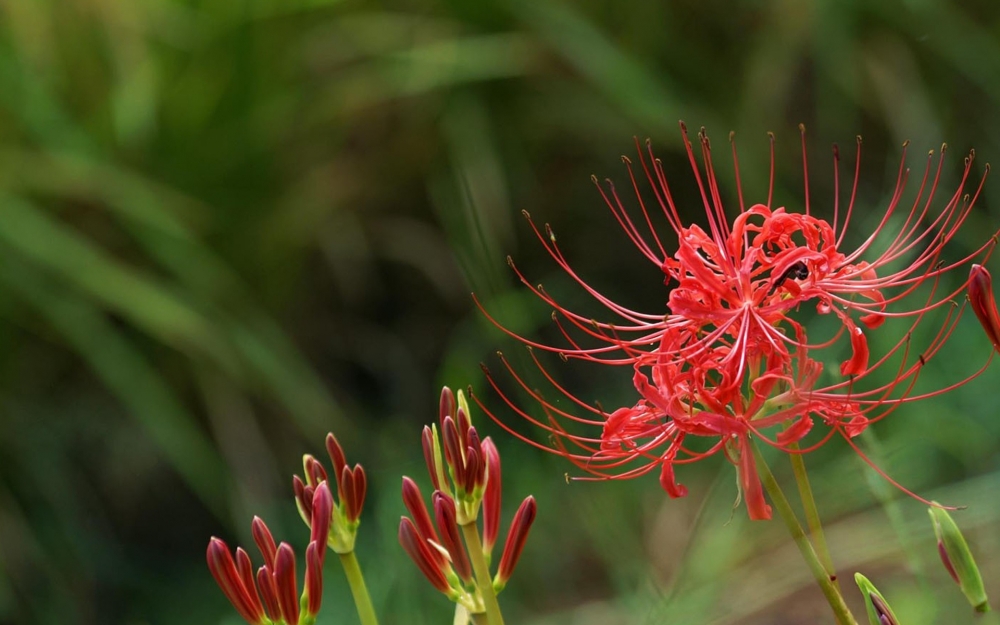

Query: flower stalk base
left=752, top=440, right=858, bottom=625
left=339, top=550, right=380, bottom=625
left=460, top=521, right=505, bottom=625
left=788, top=445, right=840, bottom=593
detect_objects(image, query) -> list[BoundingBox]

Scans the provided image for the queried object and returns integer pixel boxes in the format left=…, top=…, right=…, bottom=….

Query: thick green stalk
left=787, top=445, right=840, bottom=592
left=338, top=551, right=380, bottom=625
left=469, top=613, right=490, bottom=625
left=751, top=441, right=857, bottom=625
left=460, top=521, right=505, bottom=625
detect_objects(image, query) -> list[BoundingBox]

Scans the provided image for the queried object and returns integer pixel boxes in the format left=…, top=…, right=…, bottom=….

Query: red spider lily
left=475, top=123, right=998, bottom=519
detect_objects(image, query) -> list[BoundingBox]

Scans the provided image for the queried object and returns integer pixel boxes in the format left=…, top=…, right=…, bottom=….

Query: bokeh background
left=1, top=0, right=999, bottom=623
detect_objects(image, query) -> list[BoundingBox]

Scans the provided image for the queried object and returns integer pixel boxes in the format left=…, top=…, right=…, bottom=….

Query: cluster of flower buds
left=399, top=386, right=537, bottom=614
left=207, top=483, right=333, bottom=625
left=929, top=504, right=991, bottom=613
left=294, top=433, right=368, bottom=553
left=852, top=505, right=992, bottom=624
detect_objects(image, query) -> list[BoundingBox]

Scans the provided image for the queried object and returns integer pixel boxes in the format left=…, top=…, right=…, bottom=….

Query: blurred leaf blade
left=0, top=257, right=232, bottom=518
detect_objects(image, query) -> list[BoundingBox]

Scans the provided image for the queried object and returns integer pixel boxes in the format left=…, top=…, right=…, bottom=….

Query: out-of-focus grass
left=0, top=1, right=999, bottom=624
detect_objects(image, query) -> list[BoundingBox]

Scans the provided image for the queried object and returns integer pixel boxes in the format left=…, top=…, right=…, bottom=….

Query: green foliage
left=0, top=1, right=999, bottom=623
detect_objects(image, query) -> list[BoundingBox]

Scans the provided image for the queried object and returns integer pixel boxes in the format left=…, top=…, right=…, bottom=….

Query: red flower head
left=476, top=123, right=998, bottom=519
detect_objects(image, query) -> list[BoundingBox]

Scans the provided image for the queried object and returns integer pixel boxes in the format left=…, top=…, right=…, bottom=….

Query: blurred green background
left=1, top=0, right=999, bottom=623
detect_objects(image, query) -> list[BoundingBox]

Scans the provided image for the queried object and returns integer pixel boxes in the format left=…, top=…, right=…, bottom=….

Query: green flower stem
left=752, top=441, right=858, bottom=625
left=980, top=610, right=1000, bottom=625
left=460, top=521, right=505, bottom=625
left=338, top=551, right=379, bottom=625
left=469, top=612, right=490, bottom=625
left=787, top=445, right=839, bottom=592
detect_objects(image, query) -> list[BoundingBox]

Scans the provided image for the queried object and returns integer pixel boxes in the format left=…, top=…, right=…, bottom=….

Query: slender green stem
left=460, top=521, right=505, bottom=625
left=751, top=441, right=858, bottom=625
left=338, top=551, right=380, bottom=625
left=787, top=445, right=840, bottom=592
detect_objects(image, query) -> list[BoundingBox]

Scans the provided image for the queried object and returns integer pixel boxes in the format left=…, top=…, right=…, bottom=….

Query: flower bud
left=929, top=504, right=991, bottom=612
left=304, top=541, right=323, bottom=617
left=442, top=416, right=461, bottom=478
left=293, top=475, right=311, bottom=524
left=433, top=491, right=474, bottom=584
left=481, top=438, right=502, bottom=557
left=234, top=548, right=257, bottom=603
left=302, top=454, right=327, bottom=488
left=310, top=482, right=333, bottom=558
left=401, top=477, right=448, bottom=569
left=440, top=386, right=456, bottom=422
left=854, top=573, right=899, bottom=625
left=251, top=516, right=277, bottom=570
left=340, top=464, right=367, bottom=524
left=456, top=389, right=472, bottom=425
left=399, top=517, right=454, bottom=596
left=969, top=264, right=1000, bottom=353
left=256, top=565, right=281, bottom=622
left=206, top=537, right=267, bottom=625
left=326, top=433, right=348, bottom=490
left=494, top=496, right=537, bottom=591
left=274, top=543, right=300, bottom=625
left=422, top=424, right=447, bottom=492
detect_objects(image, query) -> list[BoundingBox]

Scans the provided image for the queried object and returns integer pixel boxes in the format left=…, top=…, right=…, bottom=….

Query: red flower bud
left=206, top=537, right=266, bottom=625
left=310, top=481, right=333, bottom=556
left=457, top=408, right=472, bottom=447
left=401, top=477, right=447, bottom=569
left=440, top=386, right=456, bottom=425
left=304, top=541, right=323, bottom=616
left=341, top=465, right=367, bottom=523
left=481, top=438, right=502, bottom=555
left=969, top=264, right=1000, bottom=352
left=496, top=496, right=537, bottom=587
left=433, top=492, right=473, bottom=584
left=442, top=416, right=460, bottom=472
left=303, top=454, right=327, bottom=487
left=422, top=425, right=444, bottom=492
left=399, top=517, right=452, bottom=594
left=251, top=517, right=277, bottom=571
left=256, top=565, right=282, bottom=622
left=463, top=446, right=482, bottom=494
left=235, top=548, right=257, bottom=603
left=274, top=543, right=300, bottom=625
left=325, top=433, right=348, bottom=490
